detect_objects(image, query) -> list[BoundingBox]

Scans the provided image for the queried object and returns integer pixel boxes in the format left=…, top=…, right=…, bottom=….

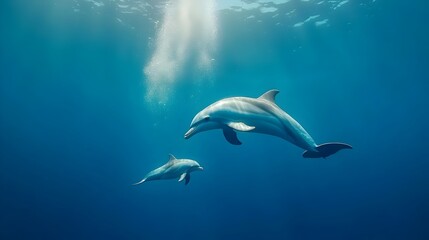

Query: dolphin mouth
left=197, top=166, right=204, bottom=171
left=184, top=127, right=196, bottom=139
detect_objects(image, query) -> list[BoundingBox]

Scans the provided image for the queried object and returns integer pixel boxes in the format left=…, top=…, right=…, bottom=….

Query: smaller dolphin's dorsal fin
left=167, top=154, right=177, bottom=164
left=258, top=89, right=279, bottom=103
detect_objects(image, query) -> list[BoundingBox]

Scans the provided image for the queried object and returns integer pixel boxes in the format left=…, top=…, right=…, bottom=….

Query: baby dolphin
left=184, top=89, right=352, bottom=158
left=133, top=154, right=203, bottom=185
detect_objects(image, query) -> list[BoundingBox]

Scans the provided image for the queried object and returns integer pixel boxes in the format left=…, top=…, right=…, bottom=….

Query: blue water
left=1, top=0, right=429, bottom=239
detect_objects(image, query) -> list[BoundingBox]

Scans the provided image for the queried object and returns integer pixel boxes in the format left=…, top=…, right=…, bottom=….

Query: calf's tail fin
left=132, top=178, right=146, bottom=186
left=303, top=142, right=352, bottom=158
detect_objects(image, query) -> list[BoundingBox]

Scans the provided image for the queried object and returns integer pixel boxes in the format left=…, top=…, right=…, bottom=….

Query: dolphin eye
left=203, top=116, right=210, bottom=121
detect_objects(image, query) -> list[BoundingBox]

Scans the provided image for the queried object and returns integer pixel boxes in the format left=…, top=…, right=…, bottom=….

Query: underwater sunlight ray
left=143, top=0, right=217, bottom=105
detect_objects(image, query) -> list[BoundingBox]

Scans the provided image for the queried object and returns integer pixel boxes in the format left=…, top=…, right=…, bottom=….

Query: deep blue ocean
left=1, top=0, right=429, bottom=239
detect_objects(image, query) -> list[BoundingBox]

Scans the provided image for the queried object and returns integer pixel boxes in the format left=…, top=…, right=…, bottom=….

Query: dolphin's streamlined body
left=133, top=154, right=203, bottom=185
left=184, top=89, right=352, bottom=158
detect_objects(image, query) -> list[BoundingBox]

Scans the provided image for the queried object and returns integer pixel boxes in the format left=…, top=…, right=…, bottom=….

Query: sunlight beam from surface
left=144, top=0, right=217, bottom=105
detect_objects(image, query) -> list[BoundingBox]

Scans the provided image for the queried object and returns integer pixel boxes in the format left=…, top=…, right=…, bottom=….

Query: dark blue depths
left=1, top=1, right=429, bottom=239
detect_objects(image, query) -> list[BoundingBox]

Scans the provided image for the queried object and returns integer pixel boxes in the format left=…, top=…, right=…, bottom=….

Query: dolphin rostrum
left=133, top=154, right=203, bottom=185
left=184, top=89, right=352, bottom=158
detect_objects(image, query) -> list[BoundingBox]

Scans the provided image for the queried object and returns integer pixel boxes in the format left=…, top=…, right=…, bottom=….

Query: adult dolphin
left=133, top=154, right=203, bottom=185
left=184, top=89, right=352, bottom=158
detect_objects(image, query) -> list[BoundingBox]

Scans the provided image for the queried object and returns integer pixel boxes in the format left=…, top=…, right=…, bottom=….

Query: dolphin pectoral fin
left=185, top=174, right=191, bottom=185
left=178, top=173, right=187, bottom=182
left=223, top=128, right=242, bottom=145
left=179, top=173, right=191, bottom=185
left=227, top=122, right=255, bottom=132
left=303, top=142, right=353, bottom=158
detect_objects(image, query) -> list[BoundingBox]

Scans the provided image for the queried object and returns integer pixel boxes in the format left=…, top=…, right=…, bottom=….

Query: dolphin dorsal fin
left=258, top=89, right=279, bottom=103
left=167, top=154, right=177, bottom=164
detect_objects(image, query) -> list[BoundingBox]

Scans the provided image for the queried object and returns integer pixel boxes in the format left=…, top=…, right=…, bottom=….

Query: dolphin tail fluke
left=132, top=178, right=147, bottom=186
left=302, top=142, right=352, bottom=158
